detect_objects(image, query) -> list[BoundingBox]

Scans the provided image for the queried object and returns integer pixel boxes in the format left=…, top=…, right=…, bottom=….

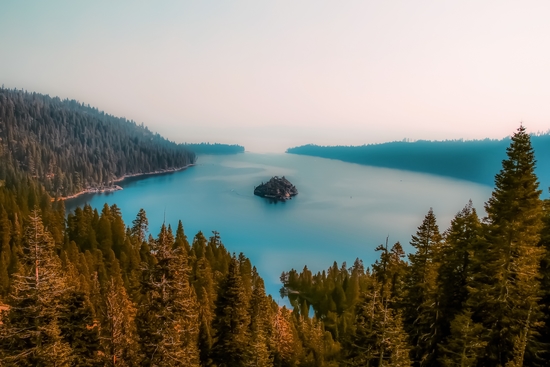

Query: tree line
left=0, top=87, right=197, bottom=198
left=0, top=125, right=548, bottom=366
left=0, top=189, right=338, bottom=365
left=184, top=143, right=245, bottom=155
left=281, top=126, right=550, bottom=366
left=286, top=130, right=550, bottom=187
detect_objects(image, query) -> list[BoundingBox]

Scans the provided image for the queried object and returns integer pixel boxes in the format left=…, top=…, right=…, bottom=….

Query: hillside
left=0, top=88, right=197, bottom=197
left=287, top=133, right=550, bottom=187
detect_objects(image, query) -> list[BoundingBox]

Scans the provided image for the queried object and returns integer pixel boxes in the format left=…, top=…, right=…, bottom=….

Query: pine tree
left=109, top=204, right=126, bottom=257
left=0, top=210, right=72, bottom=366
left=131, top=209, right=148, bottom=245
left=197, top=285, right=214, bottom=367
left=387, top=312, right=412, bottom=367
left=438, top=311, right=486, bottom=367
left=403, top=208, right=443, bottom=366
left=59, top=264, right=101, bottom=366
left=103, top=269, right=140, bottom=367
left=97, top=204, right=113, bottom=254
left=192, top=257, right=216, bottom=366
left=437, top=202, right=481, bottom=342
left=470, top=125, right=545, bottom=367
left=272, top=306, right=300, bottom=367
left=373, top=240, right=408, bottom=305
left=211, top=255, right=251, bottom=367
left=137, top=224, right=200, bottom=366
left=347, top=284, right=411, bottom=367
left=246, top=269, right=273, bottom=367
left=538, top=197, right=550, bottom=361
left=174, top=220, right=190, bottom=254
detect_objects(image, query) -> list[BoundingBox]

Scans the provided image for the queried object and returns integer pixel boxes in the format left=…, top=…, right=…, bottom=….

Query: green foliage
left=211, top=256, right=251, bottom=367
left=246, top=270, right=273, bottom=367
left=0, top=211, right=72, bottom=366
left=538, top=198, right=550, bottom=362
left=438, top=311, right=486, bottom=367
left=59, top=288, right=102, bottom=366
left=437, top=202, right=481, bottom=334
left=403, top=208, right=443, bottom=366
left=469, top=125, right=545, bottom=367
left=131, top=208, right=148, bottom=244
left=136, top=224, right=200, bottom=366
left=344, top=281, right=411, bottom=367
left=0, top=87, right=196, bottom=197
left=103, top=269, right=140, bottom=366
left=1, top=123, right=550, bottom=367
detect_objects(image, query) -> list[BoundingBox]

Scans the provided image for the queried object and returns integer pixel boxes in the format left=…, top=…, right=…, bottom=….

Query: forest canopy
left=287, top=132, right=550, bottom=187
left=184, top=142, right=245, bottom=155
left=0, top=88, right=240, bottom=198
left=0, top=125, right=548, bottom=366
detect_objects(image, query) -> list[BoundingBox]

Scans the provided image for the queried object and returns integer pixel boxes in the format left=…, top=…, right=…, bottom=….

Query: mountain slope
left=0, top=88, right=196, bottom=197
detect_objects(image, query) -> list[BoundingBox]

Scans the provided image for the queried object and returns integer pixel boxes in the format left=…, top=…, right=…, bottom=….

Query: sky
left=1, top=1, right=550, bottom=153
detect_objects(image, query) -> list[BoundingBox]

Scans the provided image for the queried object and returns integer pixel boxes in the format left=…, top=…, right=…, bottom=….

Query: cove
left=66, top=153, right=493, bottom=300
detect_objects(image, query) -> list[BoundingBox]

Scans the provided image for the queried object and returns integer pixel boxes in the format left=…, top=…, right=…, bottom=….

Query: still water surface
left=66, top=153, right=493, bottom=299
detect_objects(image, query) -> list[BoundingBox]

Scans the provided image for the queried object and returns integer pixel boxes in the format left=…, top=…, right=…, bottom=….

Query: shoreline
left=53, top=164, right=195, bottom=201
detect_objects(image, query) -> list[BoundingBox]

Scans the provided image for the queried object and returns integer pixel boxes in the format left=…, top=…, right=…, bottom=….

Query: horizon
left=1, top=85, right=545, bottom=154
left=1, top=1, right=550, bottom=153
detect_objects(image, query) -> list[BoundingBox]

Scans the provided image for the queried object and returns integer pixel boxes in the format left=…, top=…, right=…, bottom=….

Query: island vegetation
left=287, top=132, right=550, bottom=187
left=254, top=176, right=298, bottom=201
left=0, top=91, right=549, bottom=367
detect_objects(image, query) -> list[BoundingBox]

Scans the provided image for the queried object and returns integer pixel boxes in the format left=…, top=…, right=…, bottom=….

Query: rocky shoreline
left=55, top=164, right=195, bottom=201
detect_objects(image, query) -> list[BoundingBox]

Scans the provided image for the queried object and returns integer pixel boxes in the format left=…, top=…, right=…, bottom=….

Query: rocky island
left=254, top=176, right=298, bottom=201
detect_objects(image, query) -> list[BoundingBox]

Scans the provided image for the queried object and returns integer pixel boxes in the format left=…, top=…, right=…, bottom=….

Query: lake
left=66, top=153, right=493, bottom=300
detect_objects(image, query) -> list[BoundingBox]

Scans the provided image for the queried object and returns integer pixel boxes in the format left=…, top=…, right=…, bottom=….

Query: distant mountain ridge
left=184, top=142, right=244, bottom=155
left=287, top=133, right=550, bottom=188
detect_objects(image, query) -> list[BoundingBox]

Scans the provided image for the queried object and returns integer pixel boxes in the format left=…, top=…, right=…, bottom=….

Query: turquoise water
left=66, top=153, right=493, bottom=299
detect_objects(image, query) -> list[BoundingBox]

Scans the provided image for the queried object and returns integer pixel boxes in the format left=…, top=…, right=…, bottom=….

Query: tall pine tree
left=0, top=210, right=72, bottom=366
left=437, top=202, right=482, bottom=341
left=211, top=255, right=251, bottom=367
left=137, top=224, right=200, bottom=366
left=103, top=262, right=140, bottom=367
left=403, top=208, right=443, bottom=367
left=470, top=125, right=545, bottom=366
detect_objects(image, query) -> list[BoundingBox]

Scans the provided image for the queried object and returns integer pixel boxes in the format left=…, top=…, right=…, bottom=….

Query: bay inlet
left=66, top=153, right=493, bottom=300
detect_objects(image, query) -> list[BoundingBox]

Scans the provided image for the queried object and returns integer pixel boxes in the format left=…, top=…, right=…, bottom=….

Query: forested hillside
left=287, top=132, right=550, bottom=187
left=0, top=126, right=549, bottom=366
left=0, top=88, right=196, bottom=197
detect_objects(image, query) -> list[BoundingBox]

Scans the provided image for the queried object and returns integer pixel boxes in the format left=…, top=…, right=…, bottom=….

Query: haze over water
left=2, top=2, right=550, bottom=152
left=67, top=153, right=492, bottom=299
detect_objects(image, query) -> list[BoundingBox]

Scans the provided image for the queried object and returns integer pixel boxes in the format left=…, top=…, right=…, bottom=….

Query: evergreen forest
left=287, top=132, right=550, bottom=187
left=0, top=88, right=241, bottom=198
left=0, top=122, right=550, bottom=367
left=184, top=143, right=245, bottom=155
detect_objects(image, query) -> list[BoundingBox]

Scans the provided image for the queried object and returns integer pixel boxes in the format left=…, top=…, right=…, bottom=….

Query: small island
left=254, top=176, right=298, bottom=201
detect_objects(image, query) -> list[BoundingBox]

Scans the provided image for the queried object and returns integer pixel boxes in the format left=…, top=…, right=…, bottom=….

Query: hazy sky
left=1, top=1, right=549, bottom=152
